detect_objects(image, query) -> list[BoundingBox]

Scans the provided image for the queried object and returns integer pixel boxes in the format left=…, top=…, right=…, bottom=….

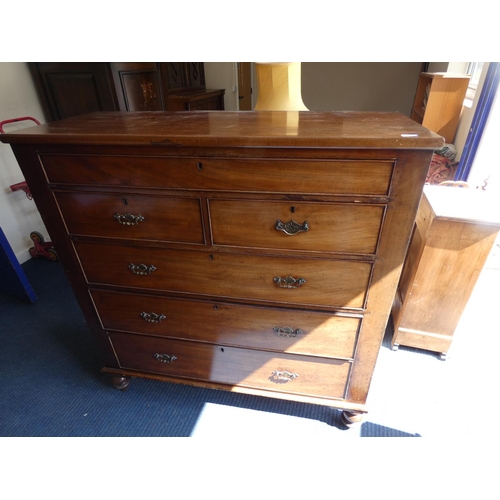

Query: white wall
left=204, top=63, right=239, bottom=110
left=0, top=62, right=48, bottom=264
left=301, top=62, right=422, bottom=115
left=205, top=62, right=423, bottom=115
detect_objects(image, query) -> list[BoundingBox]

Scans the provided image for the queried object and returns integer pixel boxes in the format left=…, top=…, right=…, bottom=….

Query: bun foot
left=341, top=410, right=365, bottom=428
left=110, top=375, right=132, bottom=391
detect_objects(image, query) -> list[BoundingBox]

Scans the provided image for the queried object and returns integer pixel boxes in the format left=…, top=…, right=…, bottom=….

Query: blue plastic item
left=0, top=227, right=37, bottom=302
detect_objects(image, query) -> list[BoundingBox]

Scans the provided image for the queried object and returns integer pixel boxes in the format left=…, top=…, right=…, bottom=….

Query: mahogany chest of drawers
left=1, top=111, right=442, bottom=426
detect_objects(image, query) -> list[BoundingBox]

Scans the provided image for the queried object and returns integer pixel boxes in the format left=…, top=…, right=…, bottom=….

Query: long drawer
left=91, top=289, right=360, bottom=358
left=40, top=154, right=394, bottom=195
left=55, top=191, right=204, bottom=243
left=109, top=332, right=351, bottom=399
left=210, top=199, right=385, bottom=254
left=75, top=241, right=372, bottom=309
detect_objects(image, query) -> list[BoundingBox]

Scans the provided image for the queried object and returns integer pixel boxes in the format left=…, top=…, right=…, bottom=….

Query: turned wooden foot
left=341, top=410, right=365, bottom=428
left=110, top=375, right=132, bottom=391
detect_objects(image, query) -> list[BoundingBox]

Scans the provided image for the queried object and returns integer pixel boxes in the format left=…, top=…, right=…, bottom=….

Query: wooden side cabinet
left=166, top=89, right=226, bottom=111
left=391, top=185, right=500, bottom=359
left=410, top=72, right=470, bottom=143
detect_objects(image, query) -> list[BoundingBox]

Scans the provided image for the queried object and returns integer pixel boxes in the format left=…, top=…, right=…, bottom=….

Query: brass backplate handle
left=141, top=312, right=166, bottom=323
left=275, top=219, right=309, bottom=235
left=273, top=276, right=306, bottom=288
left=154, top=353, right=177, bottom=363
left=273, top=326, right=304, bottom=338
left=129, top=263, right=156, bottom=275
left=271, top=370, right=299, bottom=381
left=114, top=212, right=145, bottom=225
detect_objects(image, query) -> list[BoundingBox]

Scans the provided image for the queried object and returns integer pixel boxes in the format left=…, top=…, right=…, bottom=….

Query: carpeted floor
left=1, top=236, right=499, bottom=438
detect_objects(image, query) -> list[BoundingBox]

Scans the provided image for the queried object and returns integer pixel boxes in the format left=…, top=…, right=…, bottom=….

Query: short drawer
left=109, top=332, right=351, bottom=400
left=40, top=154, right=393, bottom=195
left=55, top=192, right=204, bottom=244
left=75, top=242, right=372, bottom=310
left=91, top=290, right=361, bottom=358
left=210, top=199, right=385, bottom=254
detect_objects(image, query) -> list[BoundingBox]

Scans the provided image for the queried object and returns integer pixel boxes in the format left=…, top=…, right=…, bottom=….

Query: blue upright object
left=0, top=227, right=37, bottom=302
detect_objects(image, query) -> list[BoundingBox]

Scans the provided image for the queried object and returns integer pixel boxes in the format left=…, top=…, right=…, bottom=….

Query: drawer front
left=109, top=332, right=351, bottom=399
left=40, top=154, right=393, bottom=195
left=210, top=200, right=384, bottom=254
left=55, top=192, right=204, bottom=244
left=75, top=242, right=371, bottom=309
left=91, top=290, right=360, bottom=358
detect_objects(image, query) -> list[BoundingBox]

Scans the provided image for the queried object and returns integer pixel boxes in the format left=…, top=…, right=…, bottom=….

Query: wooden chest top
left=0, top=110, right=443, bottom=149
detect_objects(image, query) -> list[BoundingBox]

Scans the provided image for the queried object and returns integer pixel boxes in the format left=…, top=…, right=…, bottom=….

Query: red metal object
left=0, top=116, right=41, bottom=133
left=9, top=181, right=32, bottom=200
left=1, top=117, right=40, bottom=199
left=1, top=116, right=58, bottom=260
left=28, top=231, right=58, bottom=261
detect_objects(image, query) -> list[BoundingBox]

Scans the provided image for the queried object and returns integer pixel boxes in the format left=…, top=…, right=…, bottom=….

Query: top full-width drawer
left=39, top=155, right=394, bottom=196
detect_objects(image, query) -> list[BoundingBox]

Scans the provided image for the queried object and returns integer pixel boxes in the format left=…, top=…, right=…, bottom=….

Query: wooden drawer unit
left=108, top=332, right=351, bottom=400
left=55, top=192, right=204, bottom=244
left=75, top=241, right=372, bottom=310
left=40, top=154, right=394, bottom=195
left=209, top=199, right=385, bottom=254
left=1, top=111, right=442, bottom=426
left=91, top=290, right=361, bottom=359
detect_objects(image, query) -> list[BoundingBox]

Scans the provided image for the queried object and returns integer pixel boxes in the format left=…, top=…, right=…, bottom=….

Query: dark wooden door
left=238, top=62, right=252, bottom=110
left=29, top=62, right=119, bottom=121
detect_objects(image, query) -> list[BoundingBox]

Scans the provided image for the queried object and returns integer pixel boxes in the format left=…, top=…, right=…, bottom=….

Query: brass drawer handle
left=275, top=219, right=309, bottom=235
left=141, top=312, right=166, bottom=323
left=273, top=326, right=304, bottom=338
left=129, top=263, right=156, bottom=275
left=271, top=370, right=299, bottom=381
left=273, top=276, right=306, bottom=288
left=154, top=353, right=177, bottom=363
left=114, top=212, right=145, bottom=226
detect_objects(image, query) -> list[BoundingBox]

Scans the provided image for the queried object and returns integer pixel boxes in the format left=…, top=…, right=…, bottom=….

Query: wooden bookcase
left=411, top=72, right=470, bottom=143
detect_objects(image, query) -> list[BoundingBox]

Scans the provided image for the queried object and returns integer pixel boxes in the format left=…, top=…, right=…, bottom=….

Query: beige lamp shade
left=254, top=62, right=308, bottom=111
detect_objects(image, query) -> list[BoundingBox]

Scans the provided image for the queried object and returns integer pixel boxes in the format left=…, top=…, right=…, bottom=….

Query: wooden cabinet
left=391, top=185, right=500, bottom=359
left=0, top=111, right=442, bottom=426
left=166, top=89, right=226, bottom=111
left=29, top=62, right=224, bottom=121
left=411, top=72, right=470, bottom=143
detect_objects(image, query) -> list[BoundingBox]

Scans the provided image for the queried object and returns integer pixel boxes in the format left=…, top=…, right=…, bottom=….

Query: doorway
left=237, top=62, right=252, bottom=110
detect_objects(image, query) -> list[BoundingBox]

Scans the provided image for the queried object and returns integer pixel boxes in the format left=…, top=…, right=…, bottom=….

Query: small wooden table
left=391, top=185, right=500, bottom=359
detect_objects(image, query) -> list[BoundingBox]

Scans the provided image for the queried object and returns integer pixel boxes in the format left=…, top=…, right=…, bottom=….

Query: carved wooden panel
left=164, top=62, right=187, bottom=92
left=110, top=63, right=164, bottom=111
left=186, top=62, right=205, bottom=89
